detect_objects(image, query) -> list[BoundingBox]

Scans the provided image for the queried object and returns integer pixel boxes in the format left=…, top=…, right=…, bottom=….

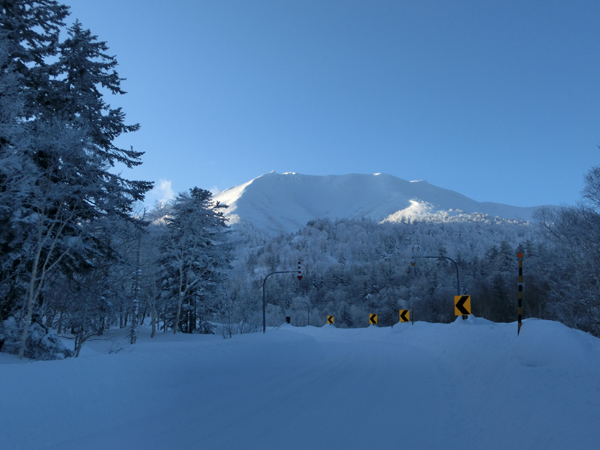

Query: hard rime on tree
left=158, top=188, right=232, bottom=335
left=535, top=163, right=600, bottom=336
left=228, top=216, right=553, bottom=331
left=0, top=0, right=152, bottom=359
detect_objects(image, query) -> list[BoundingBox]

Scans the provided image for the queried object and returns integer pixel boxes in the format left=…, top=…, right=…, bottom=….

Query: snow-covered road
left=1, top=317, right=599, bottom=449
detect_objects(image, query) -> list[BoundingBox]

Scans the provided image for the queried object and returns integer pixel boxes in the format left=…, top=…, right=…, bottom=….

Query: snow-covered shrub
left=0, top=317, right=73, bottom=360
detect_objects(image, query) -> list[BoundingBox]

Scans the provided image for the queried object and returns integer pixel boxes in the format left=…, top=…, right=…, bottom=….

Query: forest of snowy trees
left=0, top=1, right=231, bottom=359
left=2, top=1, right=600, bottom=361
left=223, top=196, right=600, bottom=339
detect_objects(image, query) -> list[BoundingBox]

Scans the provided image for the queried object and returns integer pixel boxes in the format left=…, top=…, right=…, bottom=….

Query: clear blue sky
left=64, top=0, right=600, bottom=208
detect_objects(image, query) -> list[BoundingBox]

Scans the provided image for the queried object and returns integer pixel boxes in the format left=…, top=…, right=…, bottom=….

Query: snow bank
left=1, top=318, right=599, bottom=450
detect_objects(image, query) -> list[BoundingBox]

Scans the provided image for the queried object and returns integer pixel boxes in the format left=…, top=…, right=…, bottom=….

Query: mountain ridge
left=214, top=172, right=542, bottom=234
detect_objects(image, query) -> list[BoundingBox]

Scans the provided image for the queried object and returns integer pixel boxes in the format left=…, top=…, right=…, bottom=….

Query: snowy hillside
left=214, top=172, right=541, bottom=234
left=1, top=318, right=599, bottom=449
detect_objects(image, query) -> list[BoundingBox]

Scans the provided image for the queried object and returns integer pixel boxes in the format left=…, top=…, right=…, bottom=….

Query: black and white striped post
left=517, top=252, right=524, bottom=335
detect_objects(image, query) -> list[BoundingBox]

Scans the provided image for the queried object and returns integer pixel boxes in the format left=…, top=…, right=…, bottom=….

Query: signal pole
left=262, top=262, right=302, bottom=333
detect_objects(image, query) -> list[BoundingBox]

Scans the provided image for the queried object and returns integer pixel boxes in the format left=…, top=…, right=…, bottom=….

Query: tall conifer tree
left=0, top=1, right=152, bottom=358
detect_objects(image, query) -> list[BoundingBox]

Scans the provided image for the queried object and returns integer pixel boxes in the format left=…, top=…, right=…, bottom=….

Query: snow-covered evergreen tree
left=159, top=188, right=232, bottom=334
left=0, top=1, right=152, bottom=358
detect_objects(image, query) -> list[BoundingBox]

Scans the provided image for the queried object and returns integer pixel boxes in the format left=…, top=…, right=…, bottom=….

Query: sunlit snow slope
left=214, top=172, right=540, bottom=234
left=1, top=318, right=599, bottom=450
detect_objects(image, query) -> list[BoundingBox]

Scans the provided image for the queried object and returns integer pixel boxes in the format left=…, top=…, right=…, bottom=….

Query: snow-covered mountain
left=214, top=172, right=541, bottom=234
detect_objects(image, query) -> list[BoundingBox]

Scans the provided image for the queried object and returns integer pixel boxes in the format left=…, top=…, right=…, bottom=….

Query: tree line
left=224, top=175, right=600, bottom=338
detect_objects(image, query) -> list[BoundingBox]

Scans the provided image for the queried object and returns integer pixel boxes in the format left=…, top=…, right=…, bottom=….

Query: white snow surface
left=214, top=172, right=541, bottom=234
left=1, top=317, right=600, bottom=449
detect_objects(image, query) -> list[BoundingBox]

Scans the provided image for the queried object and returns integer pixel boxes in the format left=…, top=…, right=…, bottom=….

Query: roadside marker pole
left=518, top=252, right=524, bottom=335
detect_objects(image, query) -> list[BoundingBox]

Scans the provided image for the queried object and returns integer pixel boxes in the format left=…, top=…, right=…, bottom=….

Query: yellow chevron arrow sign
left=454, top=295, right=471, bottom=316
left=399, top=310, right=410, bottom=322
